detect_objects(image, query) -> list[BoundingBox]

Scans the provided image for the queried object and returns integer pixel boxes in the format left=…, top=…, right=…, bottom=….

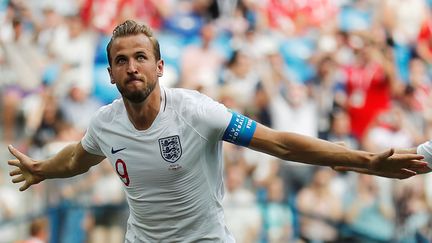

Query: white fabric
left=81, top=87, right=234, bottom=242
left=418, top=140, right=432, bottom=169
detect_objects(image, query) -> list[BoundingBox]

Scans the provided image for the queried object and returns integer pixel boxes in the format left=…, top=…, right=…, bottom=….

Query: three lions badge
left=158, top=135, right=182, bottom=163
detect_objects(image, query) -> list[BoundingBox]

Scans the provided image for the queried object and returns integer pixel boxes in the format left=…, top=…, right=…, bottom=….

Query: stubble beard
left=117, top=79, right=157, bottom=104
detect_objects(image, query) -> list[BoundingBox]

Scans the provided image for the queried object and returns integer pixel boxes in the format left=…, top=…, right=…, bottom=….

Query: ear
left=156, top=59, right=164, bottom=77
left=107, top=67, right=115, bottom=84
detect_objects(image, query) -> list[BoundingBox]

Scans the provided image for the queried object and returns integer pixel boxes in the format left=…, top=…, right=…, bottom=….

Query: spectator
left=310, top=56, right=346, bottom=138
left=342, top=43, right=402, bottom=142
left=394, top=176, right=431, bottom=242
left=180, top=22, right=225, bottom=98
left=363, top=104, right=416, bottom=153
left=223, top=163, right=262, bottom=243
left=26, top=90, right=62, bottom=157
left=260, top=176, right=294, bottom=243
left=49, top=14, right=96, bottom=98
left=59, top=83, right=102, bottom=133
left=260, top=67, right=319, bottom=195
left=343, top=174, right=396, bottom=242
left=297, top=167, right=343, bottom=242
left=416, top=9, right=432, bottom=65
left=0, top=167, right=25, bottom=243
left=220, top=49, right=261, bottom=108
left=19, top=217, right=49, bottom=243
left=326, top=108, right=359, bottom=150
left=381, top=0, right=428, bottom=82
left=1, top=16, right=46, bottom=142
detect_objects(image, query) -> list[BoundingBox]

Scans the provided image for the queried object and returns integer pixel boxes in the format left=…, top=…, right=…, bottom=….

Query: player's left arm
left=250, top=123, right=430, bottom=178
left=222, top=112, right=428, bottom=179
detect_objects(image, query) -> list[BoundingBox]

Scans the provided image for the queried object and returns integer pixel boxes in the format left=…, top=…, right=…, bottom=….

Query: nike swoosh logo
left=111, top=147, right=126, bottom=154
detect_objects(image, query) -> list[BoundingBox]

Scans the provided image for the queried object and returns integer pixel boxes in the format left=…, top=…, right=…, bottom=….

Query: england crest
left=158, top=135, right=182, bottom=163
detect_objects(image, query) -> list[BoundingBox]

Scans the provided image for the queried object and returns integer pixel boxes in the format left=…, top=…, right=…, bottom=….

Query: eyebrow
left=114, top=49, right=150, bottom=63
left=135, top=51, right=147, bottom=56
left=114, top=54, right=127, bottom=62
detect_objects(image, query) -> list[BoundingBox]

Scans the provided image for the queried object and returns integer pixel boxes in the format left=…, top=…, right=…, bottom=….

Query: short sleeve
left=192, top=93, right=232, bottom=141
left=81, top=116, right=105, bottom=156
left=187, top=91, right=257, bottom=147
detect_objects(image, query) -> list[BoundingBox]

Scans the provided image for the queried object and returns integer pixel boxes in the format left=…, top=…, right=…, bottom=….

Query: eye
left=116, top=57, right=127, bottom=65
left=137, top=55, right=146, bottom=62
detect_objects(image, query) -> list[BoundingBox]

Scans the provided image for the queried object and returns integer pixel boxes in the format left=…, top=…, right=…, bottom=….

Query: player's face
left=108, top=34, right=163, bottom=103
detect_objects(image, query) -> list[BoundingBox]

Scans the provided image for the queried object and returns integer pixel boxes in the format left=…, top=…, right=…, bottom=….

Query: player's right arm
left=7, top=142, right=105, bottom=191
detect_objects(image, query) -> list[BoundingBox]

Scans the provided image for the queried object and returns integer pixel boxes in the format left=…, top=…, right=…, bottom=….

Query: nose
left=127, top=60, right=138, bottom=74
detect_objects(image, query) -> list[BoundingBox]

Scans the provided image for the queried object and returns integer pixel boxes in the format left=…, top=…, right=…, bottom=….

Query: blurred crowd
left=0, top=0, right=432, bottom=242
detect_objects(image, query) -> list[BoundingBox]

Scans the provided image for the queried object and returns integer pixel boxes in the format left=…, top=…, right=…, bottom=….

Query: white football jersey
left=81, top=87, right=236, bottom=242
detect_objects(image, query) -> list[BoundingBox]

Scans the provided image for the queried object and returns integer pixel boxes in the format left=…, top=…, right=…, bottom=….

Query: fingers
left=7, top=148, right=36, bottom=191
left=412, top=165, right=432, bottom=174
left=19, top=182, right=31, bottom=192
left=399, top=169, right=416, bottom=179
left=394, top=148, right=417, bottom=154
left=9, top=168, right=21, bottom=176
left=406, top=160, right=429, bottom=170
left=387, top=150, right=424, bottom=161
left=8, top=145, right=28, bottom=162
left=394, top=154, right=425, bottom=160
left=389, top=155, right=427, bottom=173
left=12, top=175, right=25, bottom=183
left=7, top=159, right=22, bottom=168
left=9, top=172, right=32, bottom=191
left=372, top=151, right=426, bottom=171
left=10, top=174, right=34, bottom=191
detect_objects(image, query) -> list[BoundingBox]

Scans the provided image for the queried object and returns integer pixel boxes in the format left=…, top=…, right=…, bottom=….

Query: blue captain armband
left=222, top=111, right=257, bottom=147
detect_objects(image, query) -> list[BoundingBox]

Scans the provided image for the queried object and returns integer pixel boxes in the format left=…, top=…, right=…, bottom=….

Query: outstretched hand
left=333, top=148, right=430, bottom=179
left=7, top=145, right=44, bottom=191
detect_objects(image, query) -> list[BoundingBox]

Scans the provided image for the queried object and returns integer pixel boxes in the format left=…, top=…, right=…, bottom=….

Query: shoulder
left=167, top=87, right=216, bottom=111
left=91, top=98, right=124, bottom=124
left=164, top=87, right=231, bottom=134
left=169, top=87, right=211, bottom=102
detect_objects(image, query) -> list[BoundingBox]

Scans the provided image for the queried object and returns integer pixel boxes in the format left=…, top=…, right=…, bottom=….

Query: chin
left=124, top=93, right=149, bottom=103
left=118, top=81, right=157, bottom=103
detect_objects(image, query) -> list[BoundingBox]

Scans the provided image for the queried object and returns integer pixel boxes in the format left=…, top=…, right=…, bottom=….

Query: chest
left=98, top=118, right=204, bottom=188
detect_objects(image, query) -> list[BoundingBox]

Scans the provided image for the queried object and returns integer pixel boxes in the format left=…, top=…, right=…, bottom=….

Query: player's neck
left=124, top=83, right=161, bottom=131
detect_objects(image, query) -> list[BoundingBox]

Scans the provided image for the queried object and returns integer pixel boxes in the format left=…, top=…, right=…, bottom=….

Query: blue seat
left=94, top=34, right=111, bottom=65
left=279, top=37, right=316, bottom=83
left=339, top=6, right=372, bottom=32
left=158, top=32, right=187, bottom=73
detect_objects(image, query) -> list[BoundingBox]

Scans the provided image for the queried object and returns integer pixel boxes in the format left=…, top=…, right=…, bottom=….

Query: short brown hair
left=106, top=20, right=161, bottom=66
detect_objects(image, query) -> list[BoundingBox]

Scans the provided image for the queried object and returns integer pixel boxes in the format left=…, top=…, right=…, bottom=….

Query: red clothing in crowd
left=345, top=63, right=392, bottom=140
left=80, top=0, right=166, bottom=34
left=263, top=0, right=337, bottom=31
left=417, top=18, right=432, bottom=58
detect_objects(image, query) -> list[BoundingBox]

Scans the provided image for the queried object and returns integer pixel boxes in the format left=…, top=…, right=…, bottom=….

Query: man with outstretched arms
left=7, top=20, right=430, bottom=243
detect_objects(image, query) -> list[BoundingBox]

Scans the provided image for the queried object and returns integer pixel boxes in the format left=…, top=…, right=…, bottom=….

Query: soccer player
left=7, top=20, right=431, bottom=242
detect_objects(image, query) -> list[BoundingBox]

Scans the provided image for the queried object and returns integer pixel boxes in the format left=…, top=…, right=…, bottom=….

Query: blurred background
left=0, top=0, right=432, bottom=242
